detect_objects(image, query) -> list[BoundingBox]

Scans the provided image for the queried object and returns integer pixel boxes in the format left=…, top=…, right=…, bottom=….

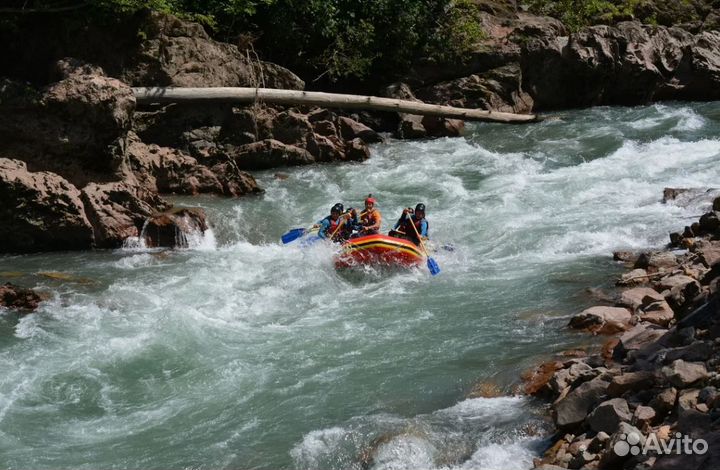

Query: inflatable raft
left=334, top=234, right=425, bottom=270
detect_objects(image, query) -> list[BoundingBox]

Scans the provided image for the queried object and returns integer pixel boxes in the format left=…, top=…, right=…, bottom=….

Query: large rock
left=81, top=182, right=167, bottom=248
left=126, top=132, right=261, bottom=196
left=661, top=360, right=709, bottom=388
left=618, top=287, right=665, bottom=311
left=224, top=139, right=315, bottom=170
left=384, top=82, right=465, bottom=139
left=142, top=207, right=208, bottom=248
left=121, top=11, right=303, bottom=90
left=0, top=61, right=135, bottom=187
left=613, top=323, right=668, bottom=361
left=587, top=398, right=632, bottom=434
left=607, top=371, right=656, bottom=397
left=0, top=158, right=93, bottom=252
left=416, top=63, right=534, bottom=114
left=639, top=299, right=675, bottom=327
left=553, top=376, right=610, bottom=429
left=568, top=306, right=632, bottom=334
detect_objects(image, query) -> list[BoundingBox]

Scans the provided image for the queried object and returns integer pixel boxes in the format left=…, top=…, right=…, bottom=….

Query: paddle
left=406, top=214, right=440, bottom=276
left=281, top=227, right=308, bottom=244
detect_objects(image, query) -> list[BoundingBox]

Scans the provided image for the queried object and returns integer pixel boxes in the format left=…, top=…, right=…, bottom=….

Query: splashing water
left=1, top=103, right=719, bottom=469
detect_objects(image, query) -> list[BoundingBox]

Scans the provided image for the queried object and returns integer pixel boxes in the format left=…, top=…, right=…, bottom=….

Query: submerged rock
left=0, top=282, right=42, bottom=312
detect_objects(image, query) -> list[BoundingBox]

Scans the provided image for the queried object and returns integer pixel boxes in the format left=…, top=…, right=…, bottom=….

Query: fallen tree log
left=132, top=87, right=538, bottom=124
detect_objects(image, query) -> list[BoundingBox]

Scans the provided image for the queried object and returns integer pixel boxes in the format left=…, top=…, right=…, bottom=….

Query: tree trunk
left=132, top=87, right=538, bottom=124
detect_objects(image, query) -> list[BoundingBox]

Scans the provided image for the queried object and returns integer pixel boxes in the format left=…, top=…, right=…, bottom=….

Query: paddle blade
left=281, top=228, right=306, bottom=244
left=427, top=257, right=441, bottom=276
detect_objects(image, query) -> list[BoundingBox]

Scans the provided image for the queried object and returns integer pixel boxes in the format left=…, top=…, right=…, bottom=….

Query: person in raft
left=349, top=194, right=382, bottom=237
left=314, top=202, right=351, bottom=241
left=389, top=203, right=429, bottom=246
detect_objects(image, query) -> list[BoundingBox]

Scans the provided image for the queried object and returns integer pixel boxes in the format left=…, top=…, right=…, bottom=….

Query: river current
left=1, top=103, right=719, bottom=469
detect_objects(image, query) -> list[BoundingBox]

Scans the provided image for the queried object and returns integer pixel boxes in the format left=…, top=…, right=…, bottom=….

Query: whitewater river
left=1, top=103, right=720, bottom=469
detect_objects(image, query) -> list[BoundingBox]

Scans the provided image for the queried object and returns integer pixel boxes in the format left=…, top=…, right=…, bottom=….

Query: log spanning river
left=1, top=103, right=719, bottom=469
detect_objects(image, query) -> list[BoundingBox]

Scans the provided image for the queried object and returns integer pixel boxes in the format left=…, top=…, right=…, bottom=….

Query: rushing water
left=1, top=103, right=720, bottom=469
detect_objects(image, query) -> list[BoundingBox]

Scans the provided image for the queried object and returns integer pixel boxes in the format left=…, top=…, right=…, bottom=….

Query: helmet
left=331, top=203, right=344, bottom=214
left=365, top=194, right=376, bottom=205
left=415, top=203, right=426, bottom=213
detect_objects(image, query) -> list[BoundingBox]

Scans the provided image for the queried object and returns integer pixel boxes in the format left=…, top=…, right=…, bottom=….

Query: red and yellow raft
left=334, top=234, right=425, bottom=270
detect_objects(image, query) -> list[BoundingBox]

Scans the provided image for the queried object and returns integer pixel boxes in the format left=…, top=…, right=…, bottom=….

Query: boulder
left=632, top=405, right=656, bottom=428
left=224, top=139, right=315, bottom=170
left=656, top=274, right=698, bottom=291
left=337, top=116, right=382, bottom=143
left=661, top=360, right=709, bottom=388
left=634, top=252, right=679, bottom=270
left=613, top=324, right=668, bottom=362
left=607, top=371, right=656, bottom=397
left=618, top=268, right=648, bottom=286
left=587, top=398, right=632, bottom=434
left=549, top=361, right=598, bottom=395
left=553, top=376, right=610, bottom=429
left=121, top=11, right=303, bottom=90
left=699, top=211, right=720, bottom=233
left=0, top=62, right=134, bottom=187
left=384, top=82, right=463, bottom=139
left=0, top=283, right=43, bottom=312
left=126, top=133, right=261, bottom=196
left=0, top=158, right=93, bottom=252
left=81, top=182, right=167, bottom=248
left=650, top=387, right=677, bottom=416
left=599, top=422, right=645, bottom=468
left=639, top=300, right=675, bottom=327
left=568, top=306, right=632, bottom=333
left=662, top=342, right=713, bottom=363
left=618, top=287, right=665, bottom=311
left=523, top=360, right=562, bottom=397
left=416, top=63, right=534, bottom=114
left=142, top=207, right=208, bottom=248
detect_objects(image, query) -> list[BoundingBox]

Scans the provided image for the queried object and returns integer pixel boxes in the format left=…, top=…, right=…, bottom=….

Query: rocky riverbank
left=523, top=190, right=720, bottom=469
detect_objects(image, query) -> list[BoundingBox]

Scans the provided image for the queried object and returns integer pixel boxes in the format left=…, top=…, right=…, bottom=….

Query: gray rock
left=553, top=377, right=610, bottom=429
left=550, top=362, right=596, bottom=395
left=662, top=342, right=713, bottom=363
left=568, top=306, right=632, bottom=332
left=600, top=422, right=646, bottom=467
left=587, top=398, right=632, bottom=434
left=613, top=324, right=669, bottom=361
left=607, top=371, right=656, bottom=397
left=662, top=360, right=709, bottom=388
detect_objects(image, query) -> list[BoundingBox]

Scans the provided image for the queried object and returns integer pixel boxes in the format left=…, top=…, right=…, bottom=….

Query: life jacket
left=360, top=209, right=381, bottom=228
left=399, top=215, right=428, bottom=243
left=322, top=215, right=341, bottom=237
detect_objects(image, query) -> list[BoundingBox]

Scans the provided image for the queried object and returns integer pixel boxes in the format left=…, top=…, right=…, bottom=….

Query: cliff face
left=407, top=11, right=720, bottom=112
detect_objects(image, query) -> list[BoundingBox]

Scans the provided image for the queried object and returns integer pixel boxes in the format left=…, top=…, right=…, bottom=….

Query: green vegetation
left=525, top=0, right=714, bottom=31
left=31, top=0, right=487, bottom=83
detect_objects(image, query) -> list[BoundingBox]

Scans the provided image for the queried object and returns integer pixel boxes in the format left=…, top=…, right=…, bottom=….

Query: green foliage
left=525, top=0, right=711, bottom=30
left=424, top=0, right=487, bottom=64
left=525, top=0, right=638, bottom=31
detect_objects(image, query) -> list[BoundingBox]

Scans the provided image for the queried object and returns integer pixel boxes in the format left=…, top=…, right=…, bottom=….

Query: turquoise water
left=1, top=103, right=719, bottom=469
